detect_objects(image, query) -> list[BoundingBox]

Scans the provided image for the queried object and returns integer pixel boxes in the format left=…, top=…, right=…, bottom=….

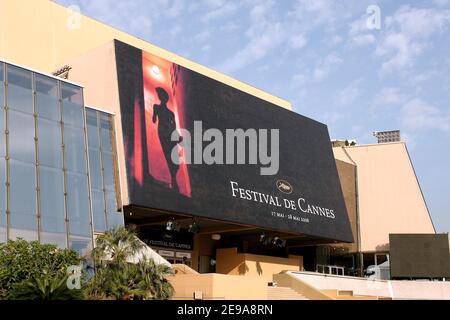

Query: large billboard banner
left=115, top=40, right=353, bottom=242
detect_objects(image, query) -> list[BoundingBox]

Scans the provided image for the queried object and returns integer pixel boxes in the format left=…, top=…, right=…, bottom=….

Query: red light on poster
left=135, top=51, right=191, bottom=197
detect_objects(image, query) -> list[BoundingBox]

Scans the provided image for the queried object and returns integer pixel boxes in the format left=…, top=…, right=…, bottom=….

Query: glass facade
left=0, top=61, right=123, bottom=255
left=86, top=109, right=123, bottom=233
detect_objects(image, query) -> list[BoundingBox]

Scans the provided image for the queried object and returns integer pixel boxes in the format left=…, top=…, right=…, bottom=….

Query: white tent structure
left=127, top=239, right=171, bottom=267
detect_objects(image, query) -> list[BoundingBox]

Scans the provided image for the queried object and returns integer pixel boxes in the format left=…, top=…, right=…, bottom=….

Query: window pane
left=0, top=63, right=4, bottom=108
left=38, top=118, right=62, bottom=168
left=7, top=65, right=33, bottom=114
left=9, top=224, right=38, bottom=241
left=0, top=211, right=6, bottom=242
left=107, top=212, right=124, bottom=230
left=89, top=149, right=102, bottom=190
left=40, top=232, right=67, bottom=249
left=102, top=151, right=115, bottom=191
left=61, top=83, right=82, bottom=104
left=105, top=190, right=123, bottom=230
left=66, top=173, right=90, bottom=236
left=8, top=110, right=35, bottom=163
left=0, top=157, right=5, bottom=241
left=39, top=166, right=65, bottom=233
left=36, top=74, right=60, bottom=121
left=100, top=114, right=112, bottom=151
left=86, top=109, right=100, bottom=149
left=0, top=64, right=3, bottom=157
left=63, top=101, right=84, bottom=128
left=92, top=190, right=106, bottom=232
left=69, top=236, right=92, bottom=257
left=9, top=159, right=36, bottom=215
left=0, top=159, right=5, bottom=212
left=105, top=190, right=118, bottom=214
left=0, top=106, right=4, bottom=157
left=9, top=160, right=38, bottom=241
left=64, top=126, right=86, bottom=173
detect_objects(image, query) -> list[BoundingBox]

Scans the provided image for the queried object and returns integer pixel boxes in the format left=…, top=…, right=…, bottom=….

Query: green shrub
left=0, top=239, right=81, bottom=299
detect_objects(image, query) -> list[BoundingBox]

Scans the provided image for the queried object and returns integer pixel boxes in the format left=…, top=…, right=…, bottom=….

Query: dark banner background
left=115, top=40, right=353, bottom=242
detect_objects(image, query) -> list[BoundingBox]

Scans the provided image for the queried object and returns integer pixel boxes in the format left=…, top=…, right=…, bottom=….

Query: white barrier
left=288, top=271, right=450, bottom=300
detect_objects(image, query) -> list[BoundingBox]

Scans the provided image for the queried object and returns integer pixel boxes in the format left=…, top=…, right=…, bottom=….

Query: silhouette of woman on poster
left=153, top=87, right=182, bottom=191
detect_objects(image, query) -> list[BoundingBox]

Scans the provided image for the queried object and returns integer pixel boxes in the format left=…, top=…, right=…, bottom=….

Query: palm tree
left=134, top=258, right=174, bottom=300
left=92, top=226, right=144, bottom=266
left=87, top=226, right=174, bottom=300
left=7, top=275, right=85, bottom=300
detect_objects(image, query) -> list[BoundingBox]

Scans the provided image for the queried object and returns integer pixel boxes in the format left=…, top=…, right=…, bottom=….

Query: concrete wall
left=0, top=0, right=291, bottom=110
left=333, top=159, right=358, bottom=253
left=169, top=273, right=268, bottom=300
left=289, top=271, right=450, bottom=300
left=333, top=143, right=435, bottom=252
left=216, top=248, right=302, bottom=281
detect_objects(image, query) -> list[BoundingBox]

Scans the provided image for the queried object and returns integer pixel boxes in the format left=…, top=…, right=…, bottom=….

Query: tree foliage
left=7, top=274, right=85, bottom=300
left=0, top=239, right=81, bottom=299
left=87, top=226, right=174, bottom=300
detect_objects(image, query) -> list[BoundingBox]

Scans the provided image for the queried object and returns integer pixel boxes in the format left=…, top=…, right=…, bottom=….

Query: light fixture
left=187, top=220, right=199, bottom=234
left=211, top=234, right=221, bottom=241
left=272, top=237, right=286, bottom=248
left=259, top=233, right=266, bottom=243
left=151, top=65, right=160, bottom=76
left=166, top=219, right=174, bottom=231
left=166, top=218, right=181, bottom=232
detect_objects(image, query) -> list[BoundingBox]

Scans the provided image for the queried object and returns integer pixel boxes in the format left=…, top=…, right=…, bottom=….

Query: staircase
left=321, top=289, right=386, bottom=300
left=267, top=286, right=308, bottom=300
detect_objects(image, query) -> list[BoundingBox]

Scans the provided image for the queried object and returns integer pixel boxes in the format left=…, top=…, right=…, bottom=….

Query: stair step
left=267, top=286, right=309, bottom=300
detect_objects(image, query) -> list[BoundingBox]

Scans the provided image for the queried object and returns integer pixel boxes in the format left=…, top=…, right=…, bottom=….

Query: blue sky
left=57, top=0, right=450, bottom=232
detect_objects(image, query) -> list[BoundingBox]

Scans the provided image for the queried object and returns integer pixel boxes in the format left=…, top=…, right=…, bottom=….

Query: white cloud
left=347, top=13, right=378, bottom=46
left=217, top=0, right=287, bottom=74
left=377, top=6, right=450, bottom=74
left=202, top=1, right=239, bottom=22
left=352, top=34, right=376, bottom=46
left=218, top=23, right=285, bottom=74
left=336, top=80, right=361, bottom=105
left=193, top=30, right=213, bottom=43
left=375, top=87, right=408, bottom=106
left=290, top=74, right=307, bottom=89
left=401, top=99, right=450, bottom=133
left=220, top=21, right=240, bottom=33
left=331, top=35, right=343, bottom=45
left=434, top=0, right=450, bottom=6
left=313, top=52, right=343, bottom=81
left=289, top=34, right=307, bottom=49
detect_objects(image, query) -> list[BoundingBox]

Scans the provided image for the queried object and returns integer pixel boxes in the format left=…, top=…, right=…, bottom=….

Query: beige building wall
left=216, top=248, right=303, bottom=281
left=0, top=0, right=291, bottom=110
left=169, top=273, right=268, bottom=300
left=333, top=142, right=435, bottom=252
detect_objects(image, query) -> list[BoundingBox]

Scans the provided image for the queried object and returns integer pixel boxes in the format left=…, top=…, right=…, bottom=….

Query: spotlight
left=272, top=236, right=279, bottom=245
left=187, top=221, right=199, bottom=234
left=151, top=65, right=160, bottom=76
left=259, top=233, right=266, bottom=243
left=166, top=218, right=181, bottom=232
left=211, top=234, right=221, bottom=241
left=272, top=237, right=286, bottom=248
left=166, top=219, right=174, bottom=231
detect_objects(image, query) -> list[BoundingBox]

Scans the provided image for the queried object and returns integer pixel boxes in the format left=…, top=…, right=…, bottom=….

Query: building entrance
left=157, top=248, right=192, bottom=267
